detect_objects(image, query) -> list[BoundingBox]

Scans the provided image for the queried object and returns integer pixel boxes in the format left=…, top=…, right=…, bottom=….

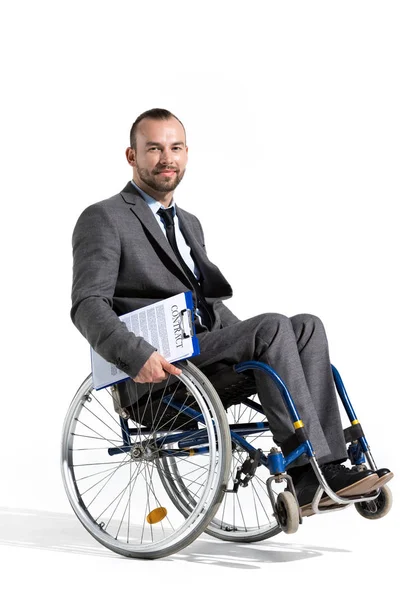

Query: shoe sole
left=375, top=472, right=393, bottom=487
left=300, top=473, right=380, bottom=517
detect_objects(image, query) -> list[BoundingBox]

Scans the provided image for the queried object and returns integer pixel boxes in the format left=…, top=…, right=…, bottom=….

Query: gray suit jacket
left=71, top=182, right=239, bottom=378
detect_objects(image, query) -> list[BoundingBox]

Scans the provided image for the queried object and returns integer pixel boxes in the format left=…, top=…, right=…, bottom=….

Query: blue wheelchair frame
left=109, top=361, right=376, bottom=486
left=62, top=357, right=390, bottom=560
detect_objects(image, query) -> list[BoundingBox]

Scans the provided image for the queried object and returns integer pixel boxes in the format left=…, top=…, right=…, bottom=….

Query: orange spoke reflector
left=146, top=507, right=168, bottom=524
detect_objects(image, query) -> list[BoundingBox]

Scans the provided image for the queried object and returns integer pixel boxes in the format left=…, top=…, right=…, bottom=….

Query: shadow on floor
left=0, top=507, right=350, bottom=569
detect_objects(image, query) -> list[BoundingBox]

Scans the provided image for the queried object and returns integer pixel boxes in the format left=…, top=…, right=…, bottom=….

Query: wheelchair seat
left=199, top=362, right=258, bottom=408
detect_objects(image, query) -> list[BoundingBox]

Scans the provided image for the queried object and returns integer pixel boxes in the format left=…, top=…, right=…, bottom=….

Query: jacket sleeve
left=71, top=203, right=156, bottom=379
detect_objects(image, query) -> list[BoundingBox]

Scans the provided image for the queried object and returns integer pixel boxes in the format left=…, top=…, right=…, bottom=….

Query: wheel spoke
left=81, top=404, right=124, bottom=442
left=62, top=365, right=231, bottom=558
left=80, top=459, right=132, bottom=497
left=96, top=460, right=145, bottom=521
left=200, top=391, right=279, bottom=540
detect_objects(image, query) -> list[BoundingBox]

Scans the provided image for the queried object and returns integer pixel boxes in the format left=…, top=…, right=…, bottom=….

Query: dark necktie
left=157, top=207, right=214, bottom=330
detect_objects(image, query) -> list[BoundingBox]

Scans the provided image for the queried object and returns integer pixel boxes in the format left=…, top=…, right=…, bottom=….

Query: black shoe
left=375, top=468, right=393, bottom=486
left=291, top=466, right=320, bottom=508
left=320, top=463, right=379, bottom=496
left=293, top=463, right=379, bottom=516
left=351, top=466, right=393, bottom=487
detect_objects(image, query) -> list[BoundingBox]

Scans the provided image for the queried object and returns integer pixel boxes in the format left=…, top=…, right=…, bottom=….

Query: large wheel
left=158, top=388, right=282, bottom=543
left=61, top=361, right=231, bottom=559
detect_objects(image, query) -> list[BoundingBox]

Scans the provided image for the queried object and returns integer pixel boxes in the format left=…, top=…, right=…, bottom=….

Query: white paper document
left=91, top=291, right=200, bottom=390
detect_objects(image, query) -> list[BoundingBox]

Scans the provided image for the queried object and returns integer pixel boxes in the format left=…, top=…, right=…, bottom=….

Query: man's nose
left=160, top=148, right=173, bottom=164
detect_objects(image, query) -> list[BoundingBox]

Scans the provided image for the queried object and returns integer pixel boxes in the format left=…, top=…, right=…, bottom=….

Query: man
left=71, top=108, right=391, bottom=514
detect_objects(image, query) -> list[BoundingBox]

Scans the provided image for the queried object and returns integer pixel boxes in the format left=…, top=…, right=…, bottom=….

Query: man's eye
left=172, top=147, right=182, bottom=151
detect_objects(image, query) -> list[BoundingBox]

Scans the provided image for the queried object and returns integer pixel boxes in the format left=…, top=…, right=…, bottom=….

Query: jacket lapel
left=176, top=207, right=232, bottom=296
left=120, top=183, right=190, bottom=281
left=175, top=207, right=208, bottom=277
left=119, top=182, right=232, bottom=298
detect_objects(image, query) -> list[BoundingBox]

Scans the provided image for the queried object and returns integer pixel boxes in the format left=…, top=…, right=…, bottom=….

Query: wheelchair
left=61, top=359, right=393, bottom=559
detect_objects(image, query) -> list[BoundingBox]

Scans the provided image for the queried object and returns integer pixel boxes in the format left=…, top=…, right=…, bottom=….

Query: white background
left=0, top=1, right=399, bottom=597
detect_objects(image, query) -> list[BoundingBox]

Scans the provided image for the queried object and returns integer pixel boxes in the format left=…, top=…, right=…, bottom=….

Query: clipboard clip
left=180, top=308, right=194, bottom=338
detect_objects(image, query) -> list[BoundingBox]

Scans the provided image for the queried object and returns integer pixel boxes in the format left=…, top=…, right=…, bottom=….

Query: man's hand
left=133, top=351, right=182, bottom=384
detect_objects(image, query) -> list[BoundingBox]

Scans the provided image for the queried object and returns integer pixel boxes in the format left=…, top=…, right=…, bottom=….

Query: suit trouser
left=190, top=313, right=348, bottom=465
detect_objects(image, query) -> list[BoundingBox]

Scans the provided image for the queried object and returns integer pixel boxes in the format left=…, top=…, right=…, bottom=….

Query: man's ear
left=125, top=147, right=136, bottom=167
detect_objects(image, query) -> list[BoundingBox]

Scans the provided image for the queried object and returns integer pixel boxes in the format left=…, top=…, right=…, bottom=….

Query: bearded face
left=127, top=117, right=188, bottom=201
left=135, top=160, right=186, bottom=193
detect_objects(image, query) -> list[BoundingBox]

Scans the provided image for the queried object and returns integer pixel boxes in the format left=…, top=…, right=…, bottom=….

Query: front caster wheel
left=355, top=485, right=393, bottom=520
left=275, top=491, right=299, bottom=534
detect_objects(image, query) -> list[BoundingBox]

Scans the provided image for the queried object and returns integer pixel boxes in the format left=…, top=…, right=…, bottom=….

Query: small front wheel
left=275, top=491, right=299, bottom=534
left=355, top=485, right=393, bottom=520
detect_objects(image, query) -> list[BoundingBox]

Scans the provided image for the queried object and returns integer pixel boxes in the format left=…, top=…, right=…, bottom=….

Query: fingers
left=161, top=359, right=182, bottom=376
left=133, top=370, right=165, bottom=384
left=132, top=353, right=182, bottom=383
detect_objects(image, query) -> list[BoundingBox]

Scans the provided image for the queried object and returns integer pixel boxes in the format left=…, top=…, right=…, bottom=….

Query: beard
left=136, top=163, right=186, bottom=193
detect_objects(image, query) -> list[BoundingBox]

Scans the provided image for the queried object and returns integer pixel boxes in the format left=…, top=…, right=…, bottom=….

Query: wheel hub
left=130, top=443, right=158, bottom=461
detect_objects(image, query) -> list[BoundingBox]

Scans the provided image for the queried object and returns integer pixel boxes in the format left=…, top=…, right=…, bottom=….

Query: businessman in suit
left=71, top=108, right=390, bottom=513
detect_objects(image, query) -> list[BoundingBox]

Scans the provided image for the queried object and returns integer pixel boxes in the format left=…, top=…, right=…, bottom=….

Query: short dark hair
left=129, top=108, right=186, bottom=149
